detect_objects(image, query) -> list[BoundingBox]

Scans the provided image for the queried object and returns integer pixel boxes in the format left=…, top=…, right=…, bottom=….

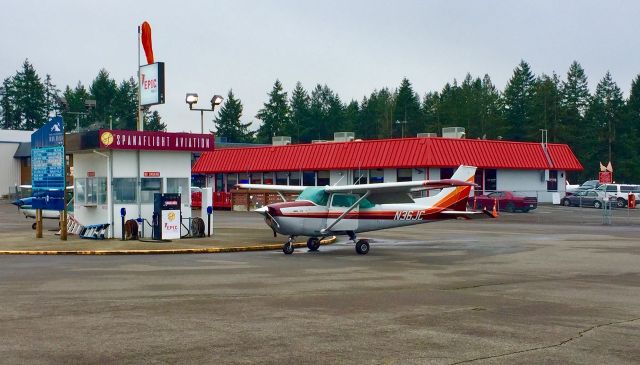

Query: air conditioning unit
left=442, top=127, right=466, bottom=139
left=334, top=132, right=355, bottom=142
left=417, top=133, right=438, bottom=138
left=272, top=136, right=291, bottom=146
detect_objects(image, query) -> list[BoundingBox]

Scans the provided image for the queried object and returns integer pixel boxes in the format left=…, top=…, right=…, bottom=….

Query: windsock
left=606, top=161, right=613, bottom=172
left=599, top=162, right=606, bottom=172
left=141, top=21, right=154, bottom=64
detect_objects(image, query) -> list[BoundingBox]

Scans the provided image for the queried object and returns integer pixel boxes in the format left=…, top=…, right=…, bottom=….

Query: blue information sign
left=31, top=116, right=66, bottom=211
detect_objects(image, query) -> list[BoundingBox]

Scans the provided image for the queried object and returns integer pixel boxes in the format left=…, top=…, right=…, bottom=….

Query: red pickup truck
left=469, top=191, right=538, bottom=213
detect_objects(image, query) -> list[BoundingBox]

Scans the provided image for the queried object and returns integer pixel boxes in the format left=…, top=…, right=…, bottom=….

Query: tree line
left=0, top=59, right=165, bottom=132
left=214, top=60, right=640, bottom=182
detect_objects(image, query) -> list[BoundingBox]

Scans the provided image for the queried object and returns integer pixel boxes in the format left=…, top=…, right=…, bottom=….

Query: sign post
left=31, top=116, right=66, bottom=239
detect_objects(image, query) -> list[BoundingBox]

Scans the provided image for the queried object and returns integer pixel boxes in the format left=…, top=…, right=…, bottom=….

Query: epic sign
left=139, top=62, right=165, bottom=106
left=99, top=129, right=215, bottom=152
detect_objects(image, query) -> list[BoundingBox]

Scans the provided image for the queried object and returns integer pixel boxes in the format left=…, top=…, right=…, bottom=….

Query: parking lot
left=0, top=203, right=639, bottom=364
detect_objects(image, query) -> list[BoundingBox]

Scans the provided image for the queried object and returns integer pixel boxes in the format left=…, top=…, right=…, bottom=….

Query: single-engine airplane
left=237, top=165, right=495, bottom=255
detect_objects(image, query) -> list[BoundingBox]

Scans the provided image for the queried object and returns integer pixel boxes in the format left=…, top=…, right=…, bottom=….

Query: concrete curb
left=0, top=236, right=336, bottom=255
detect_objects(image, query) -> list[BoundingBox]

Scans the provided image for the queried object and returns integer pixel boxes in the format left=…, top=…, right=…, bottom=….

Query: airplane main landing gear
left=283, top=236, right=295, bottom=255
left=355, top=239, right=370, bottom=255
left=307, top=237, right=320, bottom=251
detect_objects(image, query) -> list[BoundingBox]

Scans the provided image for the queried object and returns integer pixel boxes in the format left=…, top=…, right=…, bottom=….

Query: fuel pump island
left=65, top=129, right=215, bottom=240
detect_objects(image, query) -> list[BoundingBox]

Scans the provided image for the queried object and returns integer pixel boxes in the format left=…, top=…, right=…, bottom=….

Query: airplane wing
left=234, top=183, right=306, bottom=192
left=324, top=179, right=476, bottom=195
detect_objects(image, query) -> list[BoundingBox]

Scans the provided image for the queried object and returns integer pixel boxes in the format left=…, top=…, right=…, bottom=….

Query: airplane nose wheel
left=283, top=236, right=295, bottom=255
left=307, top=237, right=320, bottom=251
left=355, top=239, right=370, bottom=255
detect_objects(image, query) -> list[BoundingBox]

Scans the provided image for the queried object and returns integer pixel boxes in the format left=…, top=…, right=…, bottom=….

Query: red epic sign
left=99, top=130, right=215, bottom=152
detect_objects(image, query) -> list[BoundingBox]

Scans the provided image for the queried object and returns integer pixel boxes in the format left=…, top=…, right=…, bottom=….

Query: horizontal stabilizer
left=440, top=209, right=497, bottom=219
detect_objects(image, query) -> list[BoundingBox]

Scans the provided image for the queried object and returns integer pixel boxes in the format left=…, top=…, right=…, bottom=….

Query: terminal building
left=192, top=131, right=583, bottom=206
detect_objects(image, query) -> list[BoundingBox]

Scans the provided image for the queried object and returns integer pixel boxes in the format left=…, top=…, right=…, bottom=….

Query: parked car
left=470, top=191, right=538, bottom=213
left=560, top=189, right=616, bottom=209
left=566, top=179, right=601, bottom=195
left=595, top=183, right=640, bottom=207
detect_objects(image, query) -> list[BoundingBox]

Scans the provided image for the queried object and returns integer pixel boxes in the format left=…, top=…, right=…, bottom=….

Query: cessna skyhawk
left=237, top=165, right=494, bottom=255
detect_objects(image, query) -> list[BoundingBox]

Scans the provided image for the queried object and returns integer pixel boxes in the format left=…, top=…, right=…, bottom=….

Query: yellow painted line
left=0, top=237, right=336, bottom=255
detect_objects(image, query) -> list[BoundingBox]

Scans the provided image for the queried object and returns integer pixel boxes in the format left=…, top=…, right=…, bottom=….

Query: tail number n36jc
left=394, top=210, right=423, bottom=221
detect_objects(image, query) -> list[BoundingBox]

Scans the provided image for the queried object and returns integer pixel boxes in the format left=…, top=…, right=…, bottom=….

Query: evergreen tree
left=89, top=69, right=118, bottom=128
left=288, top=82, right=310, bottom=143
left=62, top=82, right=91, bottom=130
left=479, top=74, right=505, bottom=139
left=503, top=60, right=536, bottom=141
left=437, top=81, right=463, bottom=131
left=421, top=91, right=441, bottom=136
left=585, top=72, right=626, bottom=180
left=112, top=77, right=138, bottom=130
left=344, top=100, right=359, bottom=133
left=213, top=89, right=254, bottom=142
left=306, top=84, right=343, bottom=141
left=1, top=77, right=20, bottom=129
left=255, top=79, right=290, bottom=144
left=393, top=78, right=421, bottom=138
left=43, top=74, right=60, bottom=118
left=624, top=75, right=640, bottom=179
left=531, top=73, right=561, bottom=141
left=145, top=110, right=166, bottom=131
left=12, top=59, right=47, bottom=130
left=560, top=61, right=591, bottom=176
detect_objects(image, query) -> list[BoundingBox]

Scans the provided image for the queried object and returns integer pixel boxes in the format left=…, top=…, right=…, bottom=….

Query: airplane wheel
left=355, top=239, right=369, bottom=255
left=32, top=222, right=36, bottom=230
left=307, top=237, right=320, bottom=251
left=283, top=242, right=294, bottom=255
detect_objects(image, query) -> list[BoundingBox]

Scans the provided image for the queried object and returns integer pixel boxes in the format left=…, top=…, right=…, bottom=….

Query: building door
left=328, top=193, right=359, bottom=232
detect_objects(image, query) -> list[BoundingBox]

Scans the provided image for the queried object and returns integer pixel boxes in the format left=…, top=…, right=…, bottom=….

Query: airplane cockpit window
left=296, top=187, right=329, bottom=206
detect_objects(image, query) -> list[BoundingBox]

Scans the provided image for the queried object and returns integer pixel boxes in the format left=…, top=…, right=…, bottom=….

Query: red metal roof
left=192, top=137, right=583, bottom=173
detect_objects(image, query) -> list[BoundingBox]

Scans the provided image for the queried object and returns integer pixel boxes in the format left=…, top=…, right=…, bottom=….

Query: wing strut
left=320, top=191, right=370, bottom=234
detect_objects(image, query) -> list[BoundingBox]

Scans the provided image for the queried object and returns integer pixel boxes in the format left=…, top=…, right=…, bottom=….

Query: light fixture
left=210, top=95, right=224, bottom=109
left=185, top=93, right=199, bottom=109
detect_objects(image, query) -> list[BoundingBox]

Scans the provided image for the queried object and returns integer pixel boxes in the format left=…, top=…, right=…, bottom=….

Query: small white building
left=67, top=129, right=214, bottom=238
left=0, top=129, right=33, bottom=197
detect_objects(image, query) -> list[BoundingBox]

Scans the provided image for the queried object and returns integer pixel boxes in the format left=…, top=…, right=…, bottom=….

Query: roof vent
left=272, top=136, right=291, bottom=146
left=442, top=127, right=466, bottom=139
left=334, top=132, right=355, bottom=142
left=417, top=133, right=438, bottom=138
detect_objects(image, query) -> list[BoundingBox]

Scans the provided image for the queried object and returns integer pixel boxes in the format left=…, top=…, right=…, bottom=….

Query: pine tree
left=89, top=69, right=118, bottom=128
left=112, top=77, right=138, bottom=130
left=503, top=60, right=536, bottom=141
left=288, top=82, right=310, bottom=143
left=421, top=91, right=441, bottom=136
left=393, top=78, right=421, bottom=138
left=624, top=75, right=640, bottom=179
left=144, top=110, right=166, bottom=131
left=255, top=80, right=290, bottom=144
left=560, top=61, right=591, bottom=177
left=12, top=59, right=47, bottom=130
left=43, top=74, right=60, bottom=118
left=213, top=89, right=254, bottom=142
left=531, top=73, right=561, bottom=141
left=344, top=100, right=359, bottom=133
left=62, top=82, right=91, bottom=130
left=1, top=77, right=20, bottom=129
left=479, top=74, right=505, bottom=139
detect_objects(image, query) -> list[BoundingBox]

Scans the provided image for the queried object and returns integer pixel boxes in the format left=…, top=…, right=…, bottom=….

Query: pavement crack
left=449, top=317, right=640, bottom=364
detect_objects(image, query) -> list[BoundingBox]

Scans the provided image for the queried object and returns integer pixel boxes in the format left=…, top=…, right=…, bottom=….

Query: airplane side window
left=332, top=194, right=355, bottom=208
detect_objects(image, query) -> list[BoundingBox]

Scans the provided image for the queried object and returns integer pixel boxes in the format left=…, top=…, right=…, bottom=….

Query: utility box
left=153, top=193, right=181, bottom=240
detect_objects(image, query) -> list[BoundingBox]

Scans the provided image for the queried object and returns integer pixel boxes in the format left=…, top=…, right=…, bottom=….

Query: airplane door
left=327, top=193, right=359, bottom=232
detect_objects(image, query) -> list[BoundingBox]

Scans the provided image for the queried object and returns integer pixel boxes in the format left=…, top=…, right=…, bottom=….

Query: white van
left=596, top=184, right=640, bottom=207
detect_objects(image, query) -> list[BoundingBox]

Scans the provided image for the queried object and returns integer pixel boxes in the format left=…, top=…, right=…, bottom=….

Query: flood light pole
left=186, top=93, right=223, bottom=133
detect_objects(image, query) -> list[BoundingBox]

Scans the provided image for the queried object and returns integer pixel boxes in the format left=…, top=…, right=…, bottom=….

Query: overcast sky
left=1, top=0, right=639, bottom=133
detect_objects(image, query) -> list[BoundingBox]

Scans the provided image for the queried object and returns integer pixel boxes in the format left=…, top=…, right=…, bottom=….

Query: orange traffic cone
left=492, top=198, right=499, bottom=217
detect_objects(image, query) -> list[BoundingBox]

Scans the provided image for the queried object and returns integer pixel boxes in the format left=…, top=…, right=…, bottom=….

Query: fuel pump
left=152, top=193, right=181, bottom=240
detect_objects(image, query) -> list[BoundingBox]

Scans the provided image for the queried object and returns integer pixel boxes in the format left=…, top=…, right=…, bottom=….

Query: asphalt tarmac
left=0, top=204, right=639, bottom=364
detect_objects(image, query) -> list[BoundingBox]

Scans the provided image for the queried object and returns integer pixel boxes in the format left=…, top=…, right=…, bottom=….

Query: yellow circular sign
left=100, top=131, right=114, bottom=146
left=168, top=212, right=176, bottom=221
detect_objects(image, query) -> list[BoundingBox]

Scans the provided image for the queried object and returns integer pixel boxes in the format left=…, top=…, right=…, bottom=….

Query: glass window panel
left=275, top=172, right=288, bottom=185
left=140, top=178, right=161, bottom=203
left=289, top=172, right=300, bottom=186
left=75, top=178, right=86, bottom=204
left=317, top=171, right=330, bottom=186
left=167, top=178, right=190, bottom=206
left=370, top=169, right=384, bottom=183
left=303, top=171, right=315, bottom=186
left=113, top=178, right=137, bottom=204
left=397, top=168, right=412, bottom=182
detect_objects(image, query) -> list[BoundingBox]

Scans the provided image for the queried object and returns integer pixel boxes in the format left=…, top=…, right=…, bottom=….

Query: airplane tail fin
left=415, top=165, right=477, bottom=211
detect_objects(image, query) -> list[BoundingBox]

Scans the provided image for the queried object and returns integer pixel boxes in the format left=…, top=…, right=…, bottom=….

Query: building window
left=317, top=171, right=330, bottom=186
left=140, top=178, right=162, bottom=203
left=353, top=170, right=368, bottom=184
left=276, top=172, right=288, bottom=185
left=263, top=172, right=274, bottom=184
left=250, top=173, right=262, bottom=184
left=303, top=171, right=316, bottom=186
left=167, top=178, right=190, bottom=206
left=74, top=177, right=107, bottom=206
left=397, top=168, right=412, bottom=182
left=289, top=171, right=301, bottom=186
left=113, top=178, right=137, bottom=204
left=547, top=170, right=558, bottom=191
left=238, top=173, right=249, bottom=184
left=214, top=174, right=224, bottom=192
left=485, top=169, right=497, bottom=191
left=226, top=174, right=237, bottom=191
left=370, top=169, right=384, bottom=183
left=440, top=168, right=454, bottom=179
